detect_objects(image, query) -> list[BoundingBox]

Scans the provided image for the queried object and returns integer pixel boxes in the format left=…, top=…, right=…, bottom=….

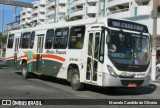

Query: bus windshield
left=108, top=30, right=150, bottom=66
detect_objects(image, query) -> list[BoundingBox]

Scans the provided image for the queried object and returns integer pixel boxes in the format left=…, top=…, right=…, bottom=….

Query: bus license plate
left=128, top=83, right=137, bottom=88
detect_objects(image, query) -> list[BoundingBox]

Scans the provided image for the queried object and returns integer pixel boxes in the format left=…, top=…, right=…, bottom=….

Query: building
left=20, top=8, right=32, bottom=27
left=68, top=0, right=103, bottom=20
left=45, top=0, right=67, bottom=23
left=69, top=0, right=99, bottom=20
left=20, top=0, right=46, bottom=27
left=32, top=0, right=46, bottom=25
left=19, top=0, right=160, bottom=36
left=106, top=0, right=160, bottom=35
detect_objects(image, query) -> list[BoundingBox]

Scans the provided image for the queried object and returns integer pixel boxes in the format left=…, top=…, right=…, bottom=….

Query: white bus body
left=6, top=18, right=151, bottom=90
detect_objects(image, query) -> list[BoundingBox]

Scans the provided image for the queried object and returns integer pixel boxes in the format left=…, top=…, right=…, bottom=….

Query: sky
left=0, top=0, right=36, bottom=32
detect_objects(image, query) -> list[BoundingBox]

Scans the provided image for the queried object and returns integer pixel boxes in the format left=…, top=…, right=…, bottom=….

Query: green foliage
left=21, top=21, right=40, bottom=28
left=69, top=16, right=81, bottom=21
left=0, top=33, right=7, bottom=48
left=65, top=16, right=81, bottom=21
left=12, top=26, right=20, bottom=30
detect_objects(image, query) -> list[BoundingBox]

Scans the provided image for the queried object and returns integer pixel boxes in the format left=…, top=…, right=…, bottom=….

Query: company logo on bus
left=46, top=50, right=66, bottom=54
left=119, top=71, right=136, bottom=78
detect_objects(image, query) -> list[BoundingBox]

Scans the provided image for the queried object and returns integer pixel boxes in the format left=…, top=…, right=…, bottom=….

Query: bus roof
left=8, top=17, right=149, bottom=34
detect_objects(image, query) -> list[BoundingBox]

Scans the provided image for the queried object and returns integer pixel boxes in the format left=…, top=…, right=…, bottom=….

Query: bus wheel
left=71, top=69, right=84, bottom=91
left=22, top=63, right=29, bottom=79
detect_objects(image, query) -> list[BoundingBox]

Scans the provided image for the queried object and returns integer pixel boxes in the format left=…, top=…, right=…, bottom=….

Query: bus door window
left=86, top=33, right=93, bottom=80
left=86, top=32, right=100, bottom=81
left=36, top=35, right=44, bottom=71
left=37, top=36, right=44, bottom=53
left=14, top=38, right=20, bottom=52
left=14, top=37, right=20, bottom=67
left=93, top=32, right=100, bottom=81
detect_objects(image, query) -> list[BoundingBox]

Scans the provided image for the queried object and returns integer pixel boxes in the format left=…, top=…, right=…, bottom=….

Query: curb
left=150, top=81, right=160, bottom=83
left=150, top=81, right=160, bottom=86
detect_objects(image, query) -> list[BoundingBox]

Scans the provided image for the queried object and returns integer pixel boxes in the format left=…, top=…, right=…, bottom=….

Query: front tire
left=71, top=69, right=84, bottom=91
left=22, top=63, right=30, bottom=78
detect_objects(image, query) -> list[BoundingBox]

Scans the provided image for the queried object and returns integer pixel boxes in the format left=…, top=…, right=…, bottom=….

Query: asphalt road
left=0, top=59, right=160, bottom=108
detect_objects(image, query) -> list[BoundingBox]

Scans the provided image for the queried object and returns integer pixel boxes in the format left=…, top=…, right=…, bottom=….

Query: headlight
left=107, top=65, right=117, bottom=77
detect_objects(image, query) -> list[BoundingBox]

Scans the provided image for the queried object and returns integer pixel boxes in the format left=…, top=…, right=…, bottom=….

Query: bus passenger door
left=86, top=31, right=101, bottom=83
left=36, top=35, right=44, bottom=72
left=14, top=37, right=20, bottom=68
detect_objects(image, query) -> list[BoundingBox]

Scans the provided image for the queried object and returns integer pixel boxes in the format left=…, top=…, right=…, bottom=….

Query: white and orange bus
left=6, top=18, right=151, bottom=90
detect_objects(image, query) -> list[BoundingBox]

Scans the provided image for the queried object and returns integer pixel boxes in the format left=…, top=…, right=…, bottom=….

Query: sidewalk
left=149, top=71, right=160, bottom=86
left=156, top=71, right=160, bottom=80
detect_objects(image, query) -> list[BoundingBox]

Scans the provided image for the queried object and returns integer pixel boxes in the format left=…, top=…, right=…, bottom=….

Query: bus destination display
left=108, top=18, right=148, bottom=33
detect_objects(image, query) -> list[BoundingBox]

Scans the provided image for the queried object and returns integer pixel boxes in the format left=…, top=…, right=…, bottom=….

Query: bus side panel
left=5, top=35, right=15, bottom=68
left=5, top=48, right=15, bottom=68
left=15, top=59, right=22, bottom=70
left=41, top=59, right=63, bottom=77
left=32, top=61, right=36, bottom=72
left=6, top=59, right=14, bottom=68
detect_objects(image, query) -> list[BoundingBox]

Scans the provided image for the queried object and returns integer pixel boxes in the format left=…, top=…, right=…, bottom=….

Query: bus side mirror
left=106, top=36, right=110, bottom=44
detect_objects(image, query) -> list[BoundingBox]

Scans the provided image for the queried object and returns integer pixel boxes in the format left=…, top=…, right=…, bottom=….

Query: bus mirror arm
left=106, top=36, right=110, bottom=44
left=101, top=26, right=111, bottom=44
left=101, top=26, right=110, bottom=33
left=149, top=33, right=152, bottom=48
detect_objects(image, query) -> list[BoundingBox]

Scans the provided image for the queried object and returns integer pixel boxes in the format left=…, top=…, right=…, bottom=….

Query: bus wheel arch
left=67, top=64, right=84, bottom=91
left=21, top=59, right=27, bottom=66
left=67, top=64, right=79, bottom=82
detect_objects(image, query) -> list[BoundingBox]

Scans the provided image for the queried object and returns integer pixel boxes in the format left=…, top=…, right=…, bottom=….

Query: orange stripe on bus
left=42, top=54, right=65, bottom=62
left=17, top=55, right=26, bottom=60
left=5, top=56, right=14, bottom=60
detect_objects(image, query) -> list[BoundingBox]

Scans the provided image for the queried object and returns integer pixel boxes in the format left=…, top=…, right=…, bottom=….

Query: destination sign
left=108, top=19, right=148, bottom=33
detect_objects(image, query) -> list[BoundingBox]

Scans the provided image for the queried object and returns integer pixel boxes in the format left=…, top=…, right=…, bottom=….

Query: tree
left=69, top=16, right=80, bottom=21
left=65, top=16, right=81, bottom=22
left=0, top=33, right=7, bottom=48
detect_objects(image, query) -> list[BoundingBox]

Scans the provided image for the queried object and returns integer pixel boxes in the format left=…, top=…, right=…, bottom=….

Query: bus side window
left=7, top=34, right=14, bottom=48
left=68, top=25, right=85, bottom=49
left=45, top=29, right=54, bottom=49
left=54, top=27, right=69, bottom=49
left=99, top=30, right=105, bottom=63
left=21, top=32, right=31, bottom=49
left=30, top=31, right=35, bottom=49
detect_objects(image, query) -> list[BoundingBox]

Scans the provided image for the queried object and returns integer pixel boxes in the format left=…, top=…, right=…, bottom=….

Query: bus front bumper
left=102, top=73, right=151, bottom=87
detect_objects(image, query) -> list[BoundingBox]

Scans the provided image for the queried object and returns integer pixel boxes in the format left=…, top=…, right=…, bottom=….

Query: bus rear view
left=101, top=18, right=151, bottom=88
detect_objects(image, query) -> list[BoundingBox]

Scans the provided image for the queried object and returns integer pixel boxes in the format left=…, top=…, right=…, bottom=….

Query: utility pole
left=0, top=5, right=4, bottom=57
left=14, top=6, right=17, bottom=22
left=151, top=0, right=158, bottom=81
left=2, top=4, right=4, bottom=33
left=54, top=0, right=57, bottom=23
left=68, top=0, right=70, bottom=21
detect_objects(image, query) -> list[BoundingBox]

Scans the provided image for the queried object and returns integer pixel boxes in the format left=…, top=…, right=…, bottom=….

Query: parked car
left=156, top=63, right=160, bottom=71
